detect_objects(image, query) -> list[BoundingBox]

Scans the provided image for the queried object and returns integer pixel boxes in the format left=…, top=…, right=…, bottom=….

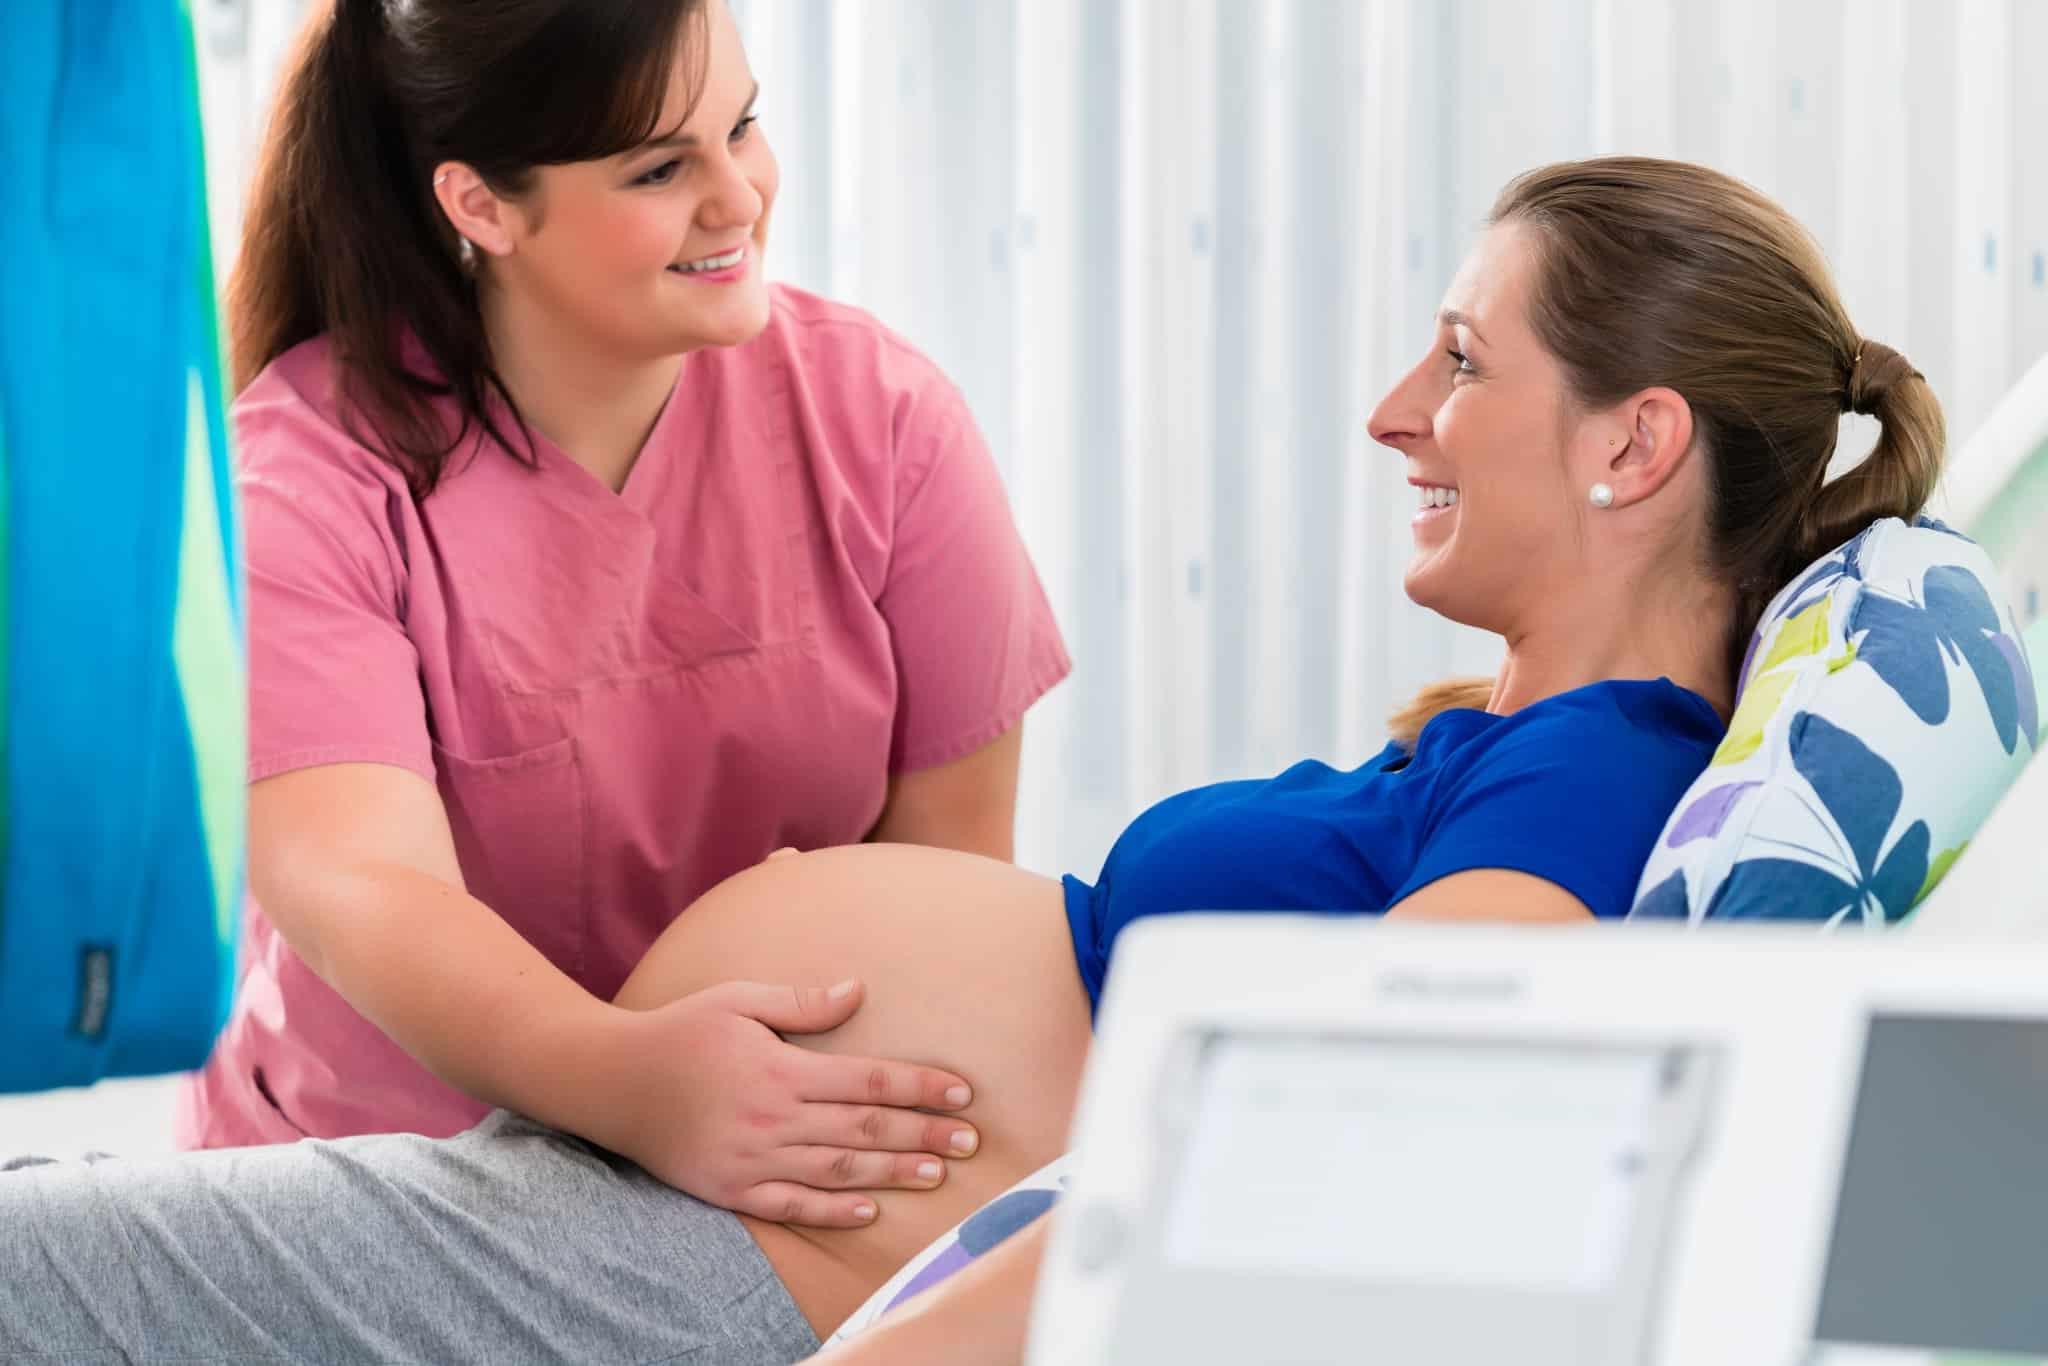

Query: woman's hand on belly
left=582, top=977, right=982, bottom=1229
left=608, top=843, right=1093, bottom=1336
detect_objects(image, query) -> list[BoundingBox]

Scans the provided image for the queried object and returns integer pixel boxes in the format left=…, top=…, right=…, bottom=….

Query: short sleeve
left=1391, top=713, right=1702, bottom=918
left=879, top=380, right=1070, bottom=773
left=240, top=455, right=434, bottom=785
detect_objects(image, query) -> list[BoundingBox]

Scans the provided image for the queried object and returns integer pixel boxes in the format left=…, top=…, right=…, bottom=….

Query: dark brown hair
left=1391, top=156, right=1943, bottom=746
left=230, top=0, right=707, bottom=497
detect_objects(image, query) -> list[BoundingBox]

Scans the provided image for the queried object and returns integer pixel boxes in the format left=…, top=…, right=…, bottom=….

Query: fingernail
left=854, top=1202, right=877, bottom=1221
left=950, top=1129, right=978, bottom=1155
left=827, top=979, right=857, bottom=1000
left=944, top=1085, right=971, bottom=1108
left=917, top=1160, right=942, bottom=1182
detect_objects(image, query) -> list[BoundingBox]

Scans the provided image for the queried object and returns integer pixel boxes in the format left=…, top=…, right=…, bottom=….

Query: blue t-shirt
left=1062, top=678, right=1722, bottom=1013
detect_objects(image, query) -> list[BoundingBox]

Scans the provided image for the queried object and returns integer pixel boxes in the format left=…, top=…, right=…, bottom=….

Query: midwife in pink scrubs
left=176, top=0, right=1070, bottom=1230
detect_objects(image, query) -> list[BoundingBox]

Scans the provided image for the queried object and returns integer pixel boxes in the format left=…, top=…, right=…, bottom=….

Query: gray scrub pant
left=0, top=1109, right=822, bottom=1364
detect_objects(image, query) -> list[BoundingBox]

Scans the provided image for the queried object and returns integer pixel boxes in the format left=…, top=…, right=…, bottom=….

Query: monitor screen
left=1813, top=1012, right=2048, bottom=1355
left=1159, top=1032, right=1671, bottom=1296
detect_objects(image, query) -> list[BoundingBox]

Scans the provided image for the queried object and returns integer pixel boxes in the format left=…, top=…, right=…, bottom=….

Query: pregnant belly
left=612, top=843, right=1093, bottom=1337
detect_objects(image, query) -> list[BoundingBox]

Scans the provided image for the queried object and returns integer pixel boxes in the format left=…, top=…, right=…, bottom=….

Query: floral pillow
left=1631, top=517, right=2039, bottom=926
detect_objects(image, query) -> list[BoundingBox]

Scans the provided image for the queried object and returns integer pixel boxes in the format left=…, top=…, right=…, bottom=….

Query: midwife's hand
left=598, top=978, right=980, bottom=1228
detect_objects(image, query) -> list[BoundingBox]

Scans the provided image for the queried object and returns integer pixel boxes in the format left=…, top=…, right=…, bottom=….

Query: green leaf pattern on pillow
left=1713, top=596, right=1833, bottom=768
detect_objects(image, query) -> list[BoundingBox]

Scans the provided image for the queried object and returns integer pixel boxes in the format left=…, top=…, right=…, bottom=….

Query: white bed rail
left=1940, top=349, right=2048, bottom=546
left=1939, top=349, right=2048, bottom=628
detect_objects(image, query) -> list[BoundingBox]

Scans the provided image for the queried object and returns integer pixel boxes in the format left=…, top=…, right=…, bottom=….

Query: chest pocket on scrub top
left=432, top=734, right=589, bottom=980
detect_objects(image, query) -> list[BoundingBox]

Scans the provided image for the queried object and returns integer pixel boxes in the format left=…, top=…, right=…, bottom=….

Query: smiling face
left=1366, top=223, right=1611, bottom=635
left=483, top=0, right=778, bottom=360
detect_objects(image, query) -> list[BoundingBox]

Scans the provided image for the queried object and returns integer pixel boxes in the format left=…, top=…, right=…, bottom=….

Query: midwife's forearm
left=266, top=857, right=630, bottom=1138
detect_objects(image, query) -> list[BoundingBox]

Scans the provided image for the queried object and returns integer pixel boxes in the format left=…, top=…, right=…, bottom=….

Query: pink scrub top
left=176, top=285, right=1070, bottom=1148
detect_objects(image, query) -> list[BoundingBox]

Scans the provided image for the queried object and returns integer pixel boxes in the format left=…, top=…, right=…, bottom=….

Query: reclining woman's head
left=1373, top=157, right=1942, bottom=738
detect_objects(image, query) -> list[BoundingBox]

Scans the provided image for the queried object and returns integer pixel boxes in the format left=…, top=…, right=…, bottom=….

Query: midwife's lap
left=0, top=1110, right=819, bottom=1365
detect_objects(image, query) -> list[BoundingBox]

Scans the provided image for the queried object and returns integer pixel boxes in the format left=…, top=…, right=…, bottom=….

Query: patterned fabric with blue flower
left=824, top=1156, right=1073, bottom=1344
left=1631, top=517, right=2040, bottom=926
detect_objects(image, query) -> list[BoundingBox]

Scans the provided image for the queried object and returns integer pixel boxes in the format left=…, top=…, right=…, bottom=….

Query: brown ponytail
left=1387, top=157, right=1944, bottom=748
left=228, top=0, right=704, bottom=498
left=1798, top=341, right=1946, bottom=569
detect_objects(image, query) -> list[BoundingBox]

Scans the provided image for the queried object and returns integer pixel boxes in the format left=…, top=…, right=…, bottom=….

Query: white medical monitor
left=1028, top=918, right=2048, bottom=1366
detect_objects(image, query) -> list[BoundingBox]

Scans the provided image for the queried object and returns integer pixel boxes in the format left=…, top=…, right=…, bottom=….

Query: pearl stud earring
left=1588, top=483, right=1615, bottom=509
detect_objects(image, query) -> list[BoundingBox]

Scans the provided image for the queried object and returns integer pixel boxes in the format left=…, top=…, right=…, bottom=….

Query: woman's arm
left=1384, top=868, right=1593, bottom=922
left=253, top=763, right=979, bottom=1227
left=868, top=726, right=1024, bottom=861
left=809, top=1215, right=1053, bottom=1365
left=251, top=763, right=615, bottom=1125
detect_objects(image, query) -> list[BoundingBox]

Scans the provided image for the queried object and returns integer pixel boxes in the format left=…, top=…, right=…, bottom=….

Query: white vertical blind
left=1952, top=0, right=2014, bottom=433
left=198, top=0, right=2048, bottom=879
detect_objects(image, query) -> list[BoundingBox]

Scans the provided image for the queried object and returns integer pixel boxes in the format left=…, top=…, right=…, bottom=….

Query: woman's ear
left=430, top=162, right=517, bottom=259
left=1600, top=387, right=1697, bottom=508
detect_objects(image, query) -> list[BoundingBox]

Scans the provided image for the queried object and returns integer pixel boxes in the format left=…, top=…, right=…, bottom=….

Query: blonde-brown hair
left=1389, top=156, right=1943, bottom=750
